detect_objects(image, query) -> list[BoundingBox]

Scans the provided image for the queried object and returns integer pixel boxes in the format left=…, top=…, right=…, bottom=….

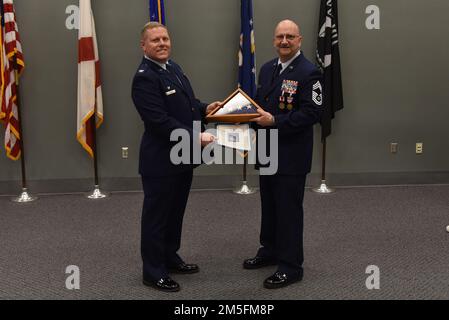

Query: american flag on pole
left=0, top=0, right=24, bottom=160
left=77, top=0, right=103, bottom=157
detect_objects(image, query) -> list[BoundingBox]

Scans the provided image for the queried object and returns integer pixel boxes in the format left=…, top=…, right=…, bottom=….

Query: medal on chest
left=279, top=80, right=299, bottom=110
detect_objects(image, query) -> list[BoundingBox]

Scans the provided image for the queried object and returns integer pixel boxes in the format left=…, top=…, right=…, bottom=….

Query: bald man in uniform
left=245, top=20, right=324, bottom=289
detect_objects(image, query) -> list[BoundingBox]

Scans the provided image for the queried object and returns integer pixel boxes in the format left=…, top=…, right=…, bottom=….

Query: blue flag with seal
left=238, top=0, right=256, bottom=99
left=149, top=0, right=165, bottom=24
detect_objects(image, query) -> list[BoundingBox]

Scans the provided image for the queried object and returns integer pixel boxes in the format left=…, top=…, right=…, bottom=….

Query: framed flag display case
left=206, top=88, right=263, bottom=123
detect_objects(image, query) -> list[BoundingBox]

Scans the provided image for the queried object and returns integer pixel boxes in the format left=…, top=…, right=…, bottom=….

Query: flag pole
left=78, top=0, right=106, bottom=199
left=234, top=154, right=256, bottom=195
left=234, top=0, right=256, bottom=195
left=313, top=0, right=343, bottom=194
left=11, top=56, right=37, bottom=203
left=86, top=105, right=107, bottom=199
left=312, top=138, right=334, bottom=193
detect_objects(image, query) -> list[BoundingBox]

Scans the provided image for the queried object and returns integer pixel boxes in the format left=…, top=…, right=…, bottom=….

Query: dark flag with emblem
left=238, top=0, right=256, bottom=99
left=149, top=0, right=165, bottom=24
left=316, top=0, right=344, bottom=141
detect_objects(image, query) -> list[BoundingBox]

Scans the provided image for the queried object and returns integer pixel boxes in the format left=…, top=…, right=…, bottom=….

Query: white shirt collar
left=277, top=50, right=301, bottom=73
left=144, top=55, right=167, bottom=70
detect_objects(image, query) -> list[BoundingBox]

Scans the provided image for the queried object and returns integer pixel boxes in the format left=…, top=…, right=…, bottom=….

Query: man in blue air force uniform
left=245, top=20, right=324, bottom=289
left=131, top=22, right=219, bottom=292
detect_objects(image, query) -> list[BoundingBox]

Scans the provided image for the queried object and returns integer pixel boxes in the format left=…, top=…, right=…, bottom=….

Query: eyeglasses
left=275, top=34, right=299, bottom=42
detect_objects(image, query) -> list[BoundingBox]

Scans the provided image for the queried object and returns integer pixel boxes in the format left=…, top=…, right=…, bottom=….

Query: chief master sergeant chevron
left=131, top=22, right=219, bottom=292
left=246, top=19, right=324, bottom=289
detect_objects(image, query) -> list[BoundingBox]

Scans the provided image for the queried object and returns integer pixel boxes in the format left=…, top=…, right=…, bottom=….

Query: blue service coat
left=255, top=53, right=324, bottom=175
left=132, top=58, right=207, bottom=177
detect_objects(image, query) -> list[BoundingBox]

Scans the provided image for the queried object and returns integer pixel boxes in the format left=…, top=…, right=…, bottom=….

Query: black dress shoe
left=168, top=263, right=199, bottom=274
left=263, top=271, right=302, bottom=289
left=243, top=256, right=277, bottom=269
left=143, top=277, right=180, bottom=292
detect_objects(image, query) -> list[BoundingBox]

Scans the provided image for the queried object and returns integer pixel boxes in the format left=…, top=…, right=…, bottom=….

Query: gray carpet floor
left=1, top=185, right=449, bottom=300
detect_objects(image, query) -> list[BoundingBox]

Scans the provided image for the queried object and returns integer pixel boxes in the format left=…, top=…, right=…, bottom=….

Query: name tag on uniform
left=165, top=89, right=176, bottom=96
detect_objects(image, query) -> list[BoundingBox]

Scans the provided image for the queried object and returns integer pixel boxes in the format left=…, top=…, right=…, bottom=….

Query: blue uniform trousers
left=141, top=170, right=193, bottom=280
left=257, top=174, right=306, bottom=277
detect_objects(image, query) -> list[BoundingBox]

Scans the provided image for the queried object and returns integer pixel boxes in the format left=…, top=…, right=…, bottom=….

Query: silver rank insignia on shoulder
left=312, top=81, right=323, bottom=106
left=138, top=69, right=145, bottom=73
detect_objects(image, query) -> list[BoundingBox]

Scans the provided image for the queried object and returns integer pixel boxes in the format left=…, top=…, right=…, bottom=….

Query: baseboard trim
left=1, top=172, right=449, bottom=196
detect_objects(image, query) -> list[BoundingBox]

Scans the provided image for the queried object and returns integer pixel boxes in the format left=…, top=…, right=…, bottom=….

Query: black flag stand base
left=86, top=184, right=108, bottom=199
left=12, top=187, right=38, bottom=203
left=312, top=139, right=335, bottom=194
left=233, top=157, right=256, bottom=195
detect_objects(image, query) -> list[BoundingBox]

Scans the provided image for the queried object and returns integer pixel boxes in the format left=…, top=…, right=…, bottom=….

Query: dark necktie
left=271, top=63, right=282, bottom=84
